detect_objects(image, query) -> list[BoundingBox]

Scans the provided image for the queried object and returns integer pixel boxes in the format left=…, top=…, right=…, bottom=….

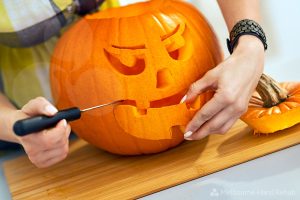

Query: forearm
left=217, top=0, right=264, bottom=57
left=0, top=93, right=19, bottom=143
left=217, top=0, right=261, bottom=31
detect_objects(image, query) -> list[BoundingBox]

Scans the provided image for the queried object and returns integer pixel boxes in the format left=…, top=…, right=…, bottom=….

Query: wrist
left=4, top=110, right=26, bottom=144
left=235, top=35, right=265, bottom=53
left=231, top=35, right=265, bottom=73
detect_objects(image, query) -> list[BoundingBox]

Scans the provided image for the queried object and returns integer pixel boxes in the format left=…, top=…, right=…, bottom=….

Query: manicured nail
left=61, top=119, right=67, bottom=127
left=45, top=105, right=58, bottom=115
left=184, top=131, right=193, bottom=139
left=180, top=95, right=187, bottom=104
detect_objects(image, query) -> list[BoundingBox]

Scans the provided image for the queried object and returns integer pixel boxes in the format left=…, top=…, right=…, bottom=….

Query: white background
left=120, top=0, right=300, bottom=81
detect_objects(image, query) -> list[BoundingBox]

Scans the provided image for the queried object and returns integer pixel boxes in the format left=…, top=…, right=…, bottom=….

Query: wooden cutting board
left=4, top=120, right=300, bottom=200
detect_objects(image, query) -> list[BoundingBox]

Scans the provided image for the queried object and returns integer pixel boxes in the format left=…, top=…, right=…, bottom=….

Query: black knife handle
left=13, top=107, right=81, bottom=136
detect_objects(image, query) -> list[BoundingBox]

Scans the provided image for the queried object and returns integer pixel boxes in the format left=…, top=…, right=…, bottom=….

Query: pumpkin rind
left=50, top=0, right=222, bottom=155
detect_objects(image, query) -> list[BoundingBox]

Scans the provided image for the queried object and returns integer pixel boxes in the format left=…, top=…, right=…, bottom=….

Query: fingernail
left=180, top=95, right=187, bottom=104
left=45, top=105, right=58, bottom=115
left=62, top=119, right=67, bottom=127
left=184, top=131, right=193, bottom=139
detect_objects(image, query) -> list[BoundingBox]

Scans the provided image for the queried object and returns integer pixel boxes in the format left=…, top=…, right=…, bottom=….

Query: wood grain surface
left=4, top=120, right=300, bottom=200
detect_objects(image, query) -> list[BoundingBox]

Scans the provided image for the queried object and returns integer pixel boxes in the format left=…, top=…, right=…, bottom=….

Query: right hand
left=12, top=97, right=71, bottom=168
left=183, top=36, right=264, bottom=140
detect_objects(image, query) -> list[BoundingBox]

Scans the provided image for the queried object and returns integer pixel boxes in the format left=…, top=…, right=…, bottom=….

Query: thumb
left=182, top=71, right=217, bottom=103
left=22, top=97, right=58, bottom=116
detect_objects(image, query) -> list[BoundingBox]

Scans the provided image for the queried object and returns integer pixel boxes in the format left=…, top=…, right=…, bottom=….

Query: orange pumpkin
left=50, top=0, right=222, bottom=155
left=241, top=74, right=300, bottom=134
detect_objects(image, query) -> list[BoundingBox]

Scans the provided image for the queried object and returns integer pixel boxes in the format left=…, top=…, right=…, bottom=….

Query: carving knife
left=13, top=100, right=123, bottom=136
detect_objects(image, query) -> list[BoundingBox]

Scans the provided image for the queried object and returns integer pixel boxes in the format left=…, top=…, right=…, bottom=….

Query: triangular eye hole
left=104, top=49, right=145, bottom=75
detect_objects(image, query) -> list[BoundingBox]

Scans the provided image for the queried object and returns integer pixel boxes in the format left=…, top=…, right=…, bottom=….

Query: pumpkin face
left=50, top=0, right=222, bottom=155
left=242, top=81, right=300, bottom=134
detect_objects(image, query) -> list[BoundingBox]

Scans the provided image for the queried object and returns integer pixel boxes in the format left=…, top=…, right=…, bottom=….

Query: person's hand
left=182, top=36, right=265, bottom=140
left=12, top=97, right=71, bottom=168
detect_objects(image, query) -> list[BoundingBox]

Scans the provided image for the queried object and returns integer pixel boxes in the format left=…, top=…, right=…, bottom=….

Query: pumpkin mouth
left=113, top=90, right=213, bottom=140
left=118, top=90, right=187, bottom=114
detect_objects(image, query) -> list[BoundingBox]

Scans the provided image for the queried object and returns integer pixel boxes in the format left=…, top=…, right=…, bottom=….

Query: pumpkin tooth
left=136, top=100, right=150, bottom=109
left=137, top=108, right=147, bottom=115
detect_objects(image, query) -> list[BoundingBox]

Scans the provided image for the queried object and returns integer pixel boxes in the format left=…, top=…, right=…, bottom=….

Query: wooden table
left=4, top=120, right=300, bottom=200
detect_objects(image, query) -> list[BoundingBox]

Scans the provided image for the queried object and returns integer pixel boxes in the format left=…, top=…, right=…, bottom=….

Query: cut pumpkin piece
left=241, top=73, right=300, bottom=134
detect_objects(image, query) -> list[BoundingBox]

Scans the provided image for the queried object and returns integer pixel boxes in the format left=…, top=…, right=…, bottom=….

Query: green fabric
left=0, top=43, right=47, bottom=107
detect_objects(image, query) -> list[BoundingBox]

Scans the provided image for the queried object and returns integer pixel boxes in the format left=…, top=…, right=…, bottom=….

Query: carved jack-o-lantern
left=50, top=0, right=222, bottom=155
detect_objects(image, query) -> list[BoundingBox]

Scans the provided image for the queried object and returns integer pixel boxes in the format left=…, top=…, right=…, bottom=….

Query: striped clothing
left=0, top=0, right=119, bottom=108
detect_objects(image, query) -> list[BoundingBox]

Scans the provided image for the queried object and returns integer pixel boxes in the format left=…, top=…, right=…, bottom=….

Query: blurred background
left=120, top=0, right=300, bottom=82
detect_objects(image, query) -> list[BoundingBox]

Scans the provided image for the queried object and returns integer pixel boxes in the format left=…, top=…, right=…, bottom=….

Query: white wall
left=119, top=0, right=300, bottom=81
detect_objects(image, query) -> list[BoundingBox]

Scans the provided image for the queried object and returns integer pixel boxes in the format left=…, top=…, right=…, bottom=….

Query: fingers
left=185, top=108, right=238, bottom=140
left=21, top=119, right=71, bottom=168
left=182, top=71, right=217, bottom=103
left=34, top=141, right=69, bottom=168
left=42, top=119, right=69, bottom=146
left=182, top=50, right=263, bottom=141
left=22, top=96, right=58, bottom=116
left=184, top=92, right=247, bottom=140
left=19, top=97, right=71, bottom=168
left=185, top=92, right=227, bottom=133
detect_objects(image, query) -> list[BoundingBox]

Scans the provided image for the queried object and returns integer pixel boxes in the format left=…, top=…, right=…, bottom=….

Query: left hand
left=183, top=36, right=265, bottom=140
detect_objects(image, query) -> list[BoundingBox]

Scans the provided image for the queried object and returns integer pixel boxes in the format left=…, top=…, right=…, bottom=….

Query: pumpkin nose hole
left=156, top=68, right=173, bottom=88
